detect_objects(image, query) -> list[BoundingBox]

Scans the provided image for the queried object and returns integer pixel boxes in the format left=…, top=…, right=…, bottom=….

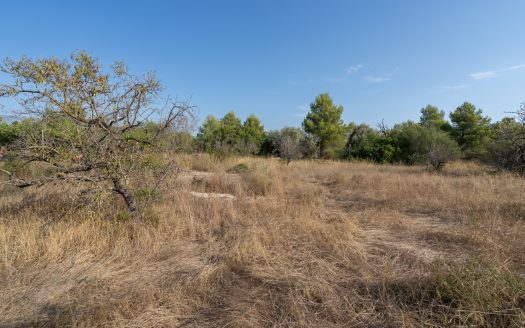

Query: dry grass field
left=1, top=155, right=525, bottom=327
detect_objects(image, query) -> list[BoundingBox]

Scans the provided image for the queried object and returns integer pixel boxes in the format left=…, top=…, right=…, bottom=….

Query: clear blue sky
left=1, top=0, right=524, bottom=130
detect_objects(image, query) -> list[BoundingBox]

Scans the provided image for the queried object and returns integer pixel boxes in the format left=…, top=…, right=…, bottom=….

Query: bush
left=351, top=133, right=397, bottom=163
left=0, top=118, right=17, bottom=146
left=486, top=116, right=525, bottom=172
left=276, top=127, right=304, bottom=163
left=391, top=122, right=460, bottom=169
left=169, top=131, right=195, bottom=153
left=425, top=130, right=461, bottom=170
left=196, top=112, right=265, bottom=156
left=261, top=127, right=319, bottom=162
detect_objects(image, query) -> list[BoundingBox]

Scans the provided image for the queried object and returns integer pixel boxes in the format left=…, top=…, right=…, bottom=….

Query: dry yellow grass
left=1, top=155, right=524, bottom=327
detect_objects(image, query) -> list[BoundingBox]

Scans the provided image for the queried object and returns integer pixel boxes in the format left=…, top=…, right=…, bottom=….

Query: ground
left=1, top=156, right=524, bottom=327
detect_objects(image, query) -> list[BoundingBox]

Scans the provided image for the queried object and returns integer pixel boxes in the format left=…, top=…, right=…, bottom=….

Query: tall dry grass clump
left=1, top=156, right=524, bottom=327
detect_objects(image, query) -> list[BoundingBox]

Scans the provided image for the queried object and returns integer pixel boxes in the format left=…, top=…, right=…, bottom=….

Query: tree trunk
left=319, top=141, right=325, bottom=159
left=112, top=178, right=138, bottom=214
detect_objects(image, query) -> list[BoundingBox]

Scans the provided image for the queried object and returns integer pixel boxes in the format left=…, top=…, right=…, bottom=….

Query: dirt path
left=312, top=176, right=464, bottom=265
left=181, top=169, right=465, bottom=265
left=357, top=217, right=450, bottom=263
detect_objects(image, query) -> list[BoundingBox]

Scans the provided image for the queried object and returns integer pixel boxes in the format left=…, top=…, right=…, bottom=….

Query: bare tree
left=0, top=52, right=194, bottom=214
left=278, top=135, right=302, bottom=164
left=378, top=119, right=388, bottom=136
left=427, top=144, right=454, bottom=171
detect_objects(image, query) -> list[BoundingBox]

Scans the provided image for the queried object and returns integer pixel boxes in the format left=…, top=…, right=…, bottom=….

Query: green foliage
left=242, top=114, right=265, bottom=155
left=0, top=118, right=18, bottom=145
left=0, top=117, right=44, bottom=147
left=301, top=133, right=320, bottom=159
left=260, top=127, right=318, bottom=161
left=0, top=52, right=194, bottom=214
left=196, top=112, right=265, bottom=156
left=169, top=131, right=195, bottom=153
left=390, top=121, right=426, bottom=164
left=419, top=105, right=451, bottom=131
left=346, top=123, right=388, bottom=162
left=424, top=128, right=461, bottom=170
left=275, top=127, right=304, bottom=162
left=351, top=133, right=397, bottom=163
left=346, top=123, right=377, bottom=155
left=219, top=111, right=244, bottom=153
left=114, top=210, right=133, bottom=222
left=6, top=113, right=92, bottom=171
left=487, top=116, right=525, bottom=171
left=450, top=102, right=492, bottom=159
left=6, top=60, right=510, bottom=174
left=140, top=153, right=165, bottom=170
left=390, top=121, right=460, bottom=169
left=197, top=115, right=222, bottom=153
left=123, top=122, right=161, bottom=146
left=365, top=135, right=397, bottom=163
left=346, top=121, right=459, bottom=168
left=260, top=130, right=280, bottom=156
left=302, top=93, right=348, bottom=159
left=10, top=119, right=38, bottom=136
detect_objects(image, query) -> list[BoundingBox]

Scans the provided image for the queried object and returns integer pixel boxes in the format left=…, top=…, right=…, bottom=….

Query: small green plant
left=115, top=210, right=132, bottom=222
left=228, top=162, right=249, bottom=173
left=135, top=187, right=162, bottom=203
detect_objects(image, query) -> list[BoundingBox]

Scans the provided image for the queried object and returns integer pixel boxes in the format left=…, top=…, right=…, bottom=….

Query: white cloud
left=364, top=75, right=390, bottom=83
left=363, top=67, right=398, bottom=83
left=346, top=64, right=364, bottom=74
left=469, top=63, right=525, bottom=80
left=508, top=64, right=525, bottom=71
left=469, top=71, right=497, bottom=80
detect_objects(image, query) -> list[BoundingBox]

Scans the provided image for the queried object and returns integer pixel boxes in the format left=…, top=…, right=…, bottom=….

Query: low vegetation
left=1, top=156, right=524, bottom=327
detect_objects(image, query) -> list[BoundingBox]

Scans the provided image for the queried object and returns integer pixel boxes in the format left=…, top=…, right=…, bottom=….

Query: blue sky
left=1, top=0, right=524, bottom=130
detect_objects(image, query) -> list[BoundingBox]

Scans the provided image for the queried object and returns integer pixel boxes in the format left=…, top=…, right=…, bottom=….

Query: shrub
left=391, top=122, right=460, bottom=170
left=228, top=162, right=249, bottom=173
left=486, top=114, right=525, bottom=172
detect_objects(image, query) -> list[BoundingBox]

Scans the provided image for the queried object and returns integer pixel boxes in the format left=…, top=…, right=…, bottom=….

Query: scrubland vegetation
left=1, top=53, right=525, bottom=327
left=1, top=156, right=525, bottom=327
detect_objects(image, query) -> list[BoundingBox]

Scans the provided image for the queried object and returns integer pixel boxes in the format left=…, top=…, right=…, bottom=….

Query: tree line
left=181, top=93, right=523, bottom=171
left=2, top=91, right=525, bottom=171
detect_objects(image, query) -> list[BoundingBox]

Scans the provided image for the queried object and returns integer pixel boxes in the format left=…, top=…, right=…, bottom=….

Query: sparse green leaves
left=0, top=52, right=194, bottom=214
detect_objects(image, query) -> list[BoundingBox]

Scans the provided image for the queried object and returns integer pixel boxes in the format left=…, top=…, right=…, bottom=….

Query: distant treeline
left=2, top=93, right=524, bottom=171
